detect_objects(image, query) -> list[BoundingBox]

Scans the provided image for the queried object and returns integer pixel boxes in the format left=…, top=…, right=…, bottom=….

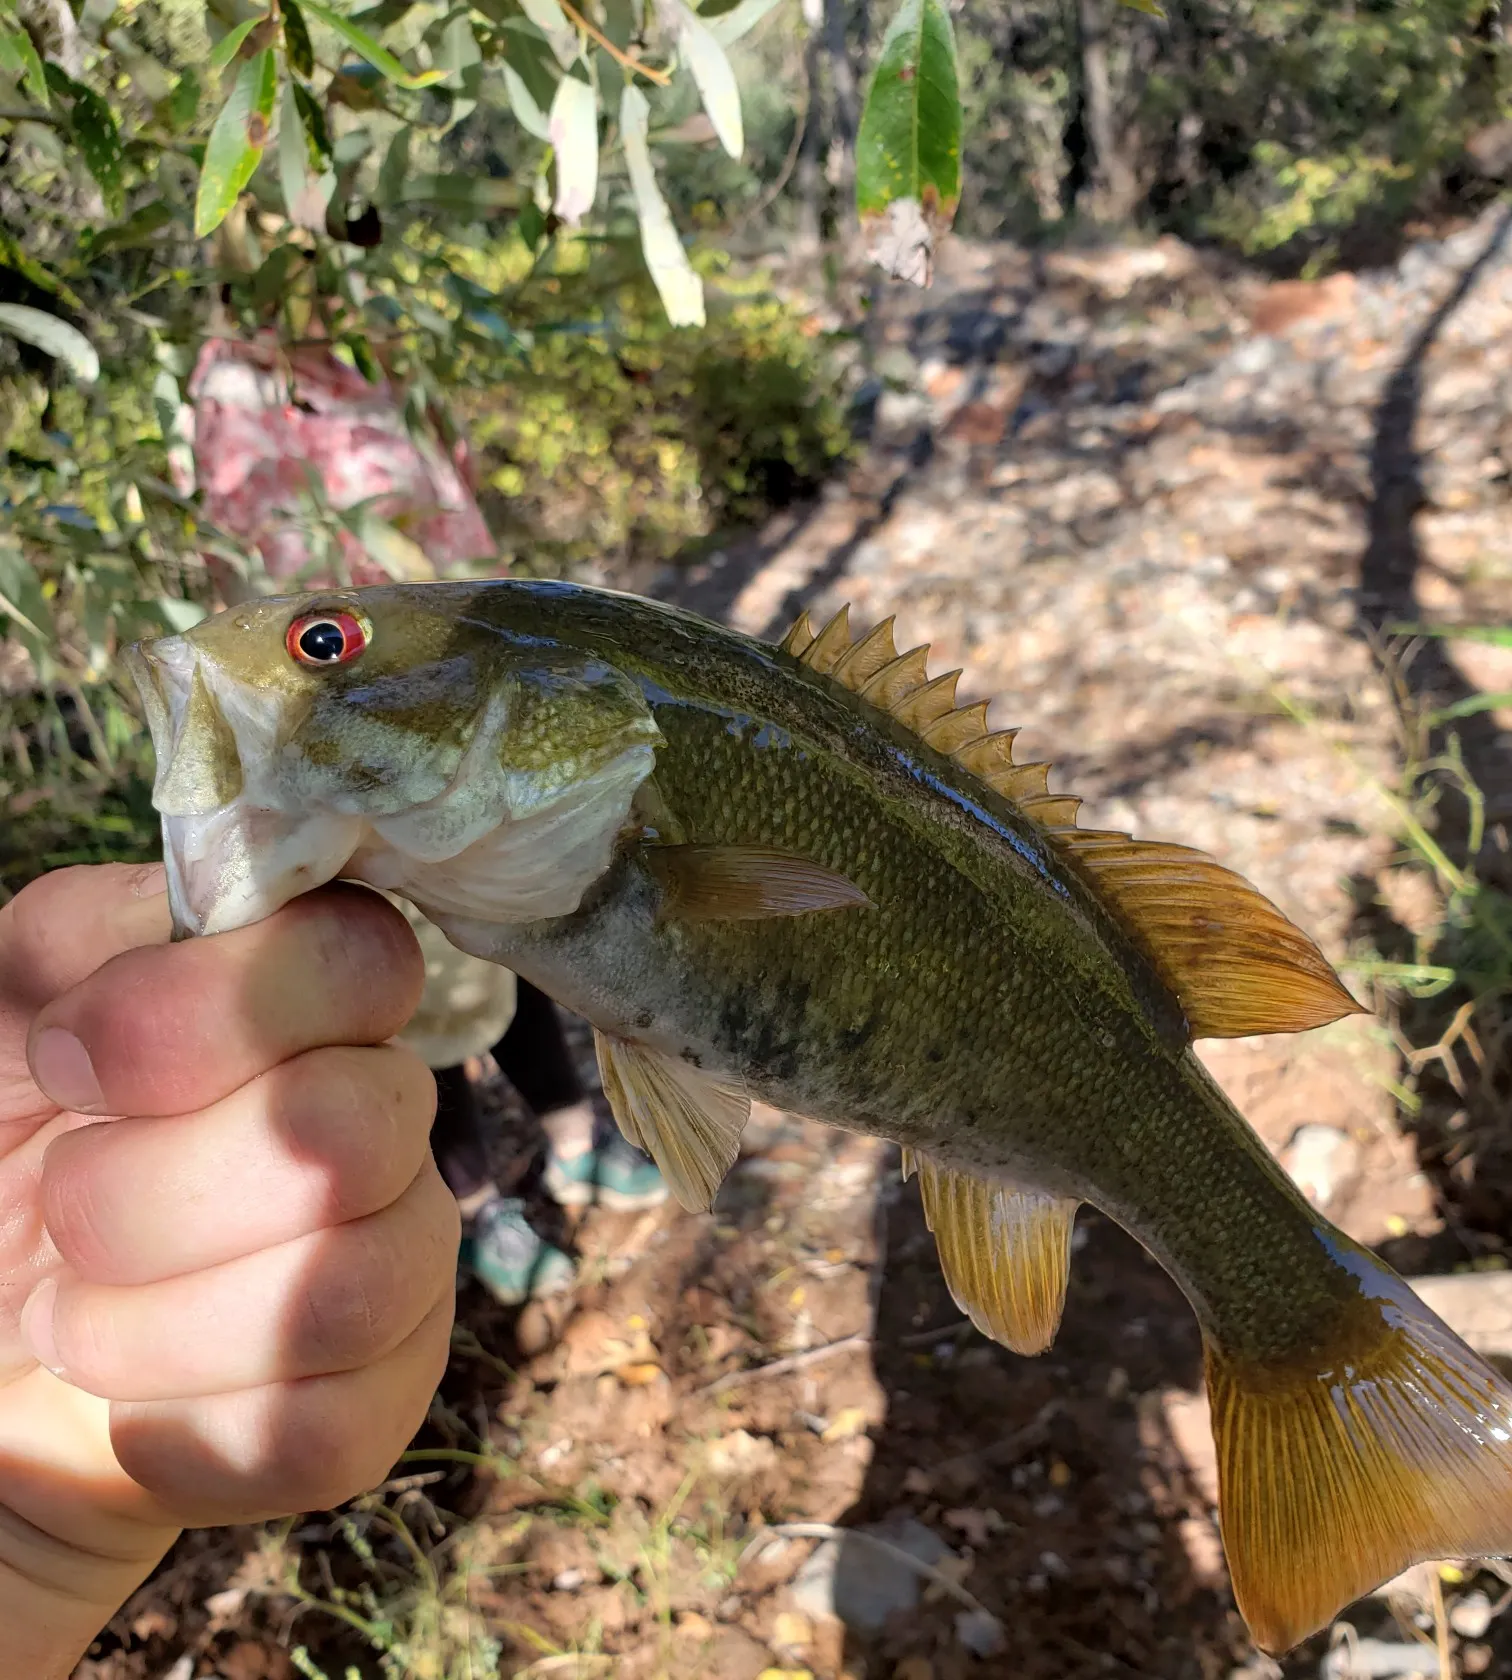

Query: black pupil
left=298, top=620, right=348, bottom=662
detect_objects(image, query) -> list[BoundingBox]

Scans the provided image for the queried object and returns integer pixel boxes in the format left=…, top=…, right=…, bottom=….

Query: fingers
left=26, top=884, right=424, bottom=1118
left=26, top=1162, right=459, bottom=1402
left=41, top=1045, right=437, bottom=1285
left=109, top=1294, right=455, bottom=1527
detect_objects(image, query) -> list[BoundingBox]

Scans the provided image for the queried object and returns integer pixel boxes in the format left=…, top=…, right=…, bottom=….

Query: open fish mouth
left=125, top=637, right=366, bottom=940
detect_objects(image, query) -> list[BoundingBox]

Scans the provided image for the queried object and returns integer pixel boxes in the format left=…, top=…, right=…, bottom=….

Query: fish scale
left=128, top=577, right=1512, bottom=1656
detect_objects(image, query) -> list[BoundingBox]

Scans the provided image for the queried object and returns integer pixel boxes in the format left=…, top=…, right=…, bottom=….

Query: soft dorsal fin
left=778, top=605, right=1361, bottom=1040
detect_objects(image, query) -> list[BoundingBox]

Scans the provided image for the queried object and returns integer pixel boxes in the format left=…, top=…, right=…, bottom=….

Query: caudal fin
left=1207, top=1254, right=1512, bottom=1655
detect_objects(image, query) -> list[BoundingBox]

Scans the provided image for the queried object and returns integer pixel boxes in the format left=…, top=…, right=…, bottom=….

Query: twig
left=1429, top=1569, right=1452, bottom=1680
left=701, top=1332, right=869, bottom=1396
left=555, top=0, right=671, bottom=85
left=899, top=1318, right=971, bottom=1348
left=739, top=1521, right=1000, bottom=1623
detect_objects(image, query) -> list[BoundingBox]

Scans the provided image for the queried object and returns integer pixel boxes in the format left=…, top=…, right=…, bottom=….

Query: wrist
left=0, top=1532, right=178, bottom=1680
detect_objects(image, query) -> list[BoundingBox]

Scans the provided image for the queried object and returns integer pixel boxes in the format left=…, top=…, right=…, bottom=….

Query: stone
left=788, top=1518, right=952, bottom=1632
left=1281, top=1124, right=1362, bottom=1210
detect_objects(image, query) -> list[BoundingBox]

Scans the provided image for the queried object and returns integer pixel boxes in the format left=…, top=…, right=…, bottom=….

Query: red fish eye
left=286, top=611, right=369, bottom=668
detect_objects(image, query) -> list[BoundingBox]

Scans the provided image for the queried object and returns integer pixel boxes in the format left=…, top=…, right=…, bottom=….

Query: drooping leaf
left=43, top=66, right=126, bottom=217
left=517, top=0, right=580, bottom=67
left=706, top=0, right=782, bottom=47
left=282, top=0, right=315, bottom=76
left=502, top=61, right=550, bottom=140
left=673, top=0, right=742, bottom=158
left=0, top=23, right=48, bottom=106
left=291, top=77, right=332, bottom=163
left=854, top=0, right=960, bottom=286
left=549, top=72, right=598, bottom=224
left=297, top=0, right=445, bottom=88
left=195, top=48, right=280, bottom=237
left=434, top=9, right=481, bottom=85
left=377, top=123, right=410, bottom=203
left=84, top=201, right=176, bottom=257
left=398, top=172, right=518, bottom=213
left=0, top=304, right=99, bottom=382
left=620, top=83, right=704, bottom=327
left=208, top=14, right=262, bottom=75
left=499, top=26, right=560, bottom=115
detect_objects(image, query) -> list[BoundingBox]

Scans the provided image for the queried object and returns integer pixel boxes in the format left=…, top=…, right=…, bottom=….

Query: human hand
left=0, top=864, right=459, bottom=1679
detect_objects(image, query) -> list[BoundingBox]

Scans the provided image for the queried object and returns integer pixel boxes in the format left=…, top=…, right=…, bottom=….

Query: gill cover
left=126, top=590, right=662, bottom=940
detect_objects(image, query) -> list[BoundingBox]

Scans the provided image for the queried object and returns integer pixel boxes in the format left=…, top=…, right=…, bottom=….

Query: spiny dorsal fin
left=902, top=1148, right=1078, bottom=1356
left=778, top=605, right=1362, bottom=1040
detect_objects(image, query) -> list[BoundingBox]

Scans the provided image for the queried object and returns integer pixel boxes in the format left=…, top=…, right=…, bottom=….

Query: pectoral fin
left=644, top=844, right=873, bottom=921
left=594, top=1031, right=751, bottom=1211
left=903, top=1149, right=1078, bottom=1355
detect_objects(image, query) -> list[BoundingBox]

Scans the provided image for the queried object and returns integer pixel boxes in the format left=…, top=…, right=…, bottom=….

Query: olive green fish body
left=129, top=578, right=1512, bottom=1655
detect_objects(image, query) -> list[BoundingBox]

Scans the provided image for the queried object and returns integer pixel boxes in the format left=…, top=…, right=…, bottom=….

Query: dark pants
left=430, top=978, right=586, bottom=1199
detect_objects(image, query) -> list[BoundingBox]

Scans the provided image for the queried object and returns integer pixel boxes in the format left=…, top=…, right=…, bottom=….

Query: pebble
left=1282, top=1124, right=1362, bottom=1209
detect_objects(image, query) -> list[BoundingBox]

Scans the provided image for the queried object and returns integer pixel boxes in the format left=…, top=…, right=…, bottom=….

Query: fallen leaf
left=821, top=1406, right=870, bottom=1443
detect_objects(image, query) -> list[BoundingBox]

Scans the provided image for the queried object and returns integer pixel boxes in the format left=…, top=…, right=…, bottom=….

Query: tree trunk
left=824, top=0, right=860, bottom=238
left=795, top=20, right=826, bottom=250
left=1074, top=0, right=1138, bottom=222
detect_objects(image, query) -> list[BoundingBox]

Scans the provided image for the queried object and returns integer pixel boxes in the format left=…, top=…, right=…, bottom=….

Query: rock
left=1320, top=1638, right=1437, bottom=1678
left=1449, top=1589, right=1495, bottom=1638
left=788, top=1518, right=952, bottom=1632
left=703, top=1429, right=779, bottom=1479
left=954, top=1608, right=1007, bottom=1656
left=1282, top=1124, right=1361, bottom=1209
left=1410, top=1271, right=1512, bottom=1358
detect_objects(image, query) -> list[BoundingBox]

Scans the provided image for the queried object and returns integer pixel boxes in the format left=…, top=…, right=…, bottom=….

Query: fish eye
left=286, top=610, right=369, bottom=669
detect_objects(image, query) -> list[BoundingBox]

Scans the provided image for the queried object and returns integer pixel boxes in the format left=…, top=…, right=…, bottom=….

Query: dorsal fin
left=778, top=604, right=1361, bottom=1040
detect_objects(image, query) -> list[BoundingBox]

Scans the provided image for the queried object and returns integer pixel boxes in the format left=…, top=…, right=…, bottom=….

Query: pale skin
left=0, top=863, right=461, bottom=1680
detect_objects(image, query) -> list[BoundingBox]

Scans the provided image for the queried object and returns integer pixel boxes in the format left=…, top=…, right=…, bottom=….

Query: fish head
left=125, top=585, right=662, bottom=940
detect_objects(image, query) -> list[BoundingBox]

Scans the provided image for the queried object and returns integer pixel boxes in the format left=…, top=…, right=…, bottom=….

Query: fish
left=125, top=578, right=1512, bottom=1654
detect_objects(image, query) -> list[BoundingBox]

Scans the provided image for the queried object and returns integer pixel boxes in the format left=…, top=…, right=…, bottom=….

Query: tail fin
left=1207, top=1251, right=1512, bottom=1655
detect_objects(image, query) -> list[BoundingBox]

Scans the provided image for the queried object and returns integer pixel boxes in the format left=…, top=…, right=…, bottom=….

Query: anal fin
left=903, top=1148, right=1077, bottom=1356
left=594, top=1031, right=750, bottom=1212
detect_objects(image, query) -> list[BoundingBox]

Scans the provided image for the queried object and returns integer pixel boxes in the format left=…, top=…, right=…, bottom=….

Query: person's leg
left=495, top=981, right=668, bottom=1212
left=428, top=1061, right=574, bottom=1304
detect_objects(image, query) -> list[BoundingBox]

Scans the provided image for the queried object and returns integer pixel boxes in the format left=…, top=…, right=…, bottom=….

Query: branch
left=555, top=0, right=671, bottom=85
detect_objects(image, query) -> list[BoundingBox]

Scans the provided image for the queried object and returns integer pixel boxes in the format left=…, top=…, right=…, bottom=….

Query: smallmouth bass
left=126, top=580, right=1512, bottom=1653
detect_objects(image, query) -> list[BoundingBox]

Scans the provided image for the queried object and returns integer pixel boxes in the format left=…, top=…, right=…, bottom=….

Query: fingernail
left=30, top=1027, right=104, bottom=1115
left=20, top=1278, right=63, bottom=1377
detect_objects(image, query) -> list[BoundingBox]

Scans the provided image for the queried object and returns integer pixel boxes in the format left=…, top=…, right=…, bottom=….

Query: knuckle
left=52, top=1286, right=127, bottom=1394
left=298, top=1228, right=408, bottom=1369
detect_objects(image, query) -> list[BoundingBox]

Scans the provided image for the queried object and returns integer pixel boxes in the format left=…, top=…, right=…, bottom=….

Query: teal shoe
left=542, top=1134, right=670, bottom=1212
left=460, top=1196, right=576, bottom=1306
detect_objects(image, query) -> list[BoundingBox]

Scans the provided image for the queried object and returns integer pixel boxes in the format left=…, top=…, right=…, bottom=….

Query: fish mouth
left=126, top=636, right=363, bottom=940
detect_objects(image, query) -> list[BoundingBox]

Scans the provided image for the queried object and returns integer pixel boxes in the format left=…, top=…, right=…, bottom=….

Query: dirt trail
left=82, top=211, right=1512, bottom=1680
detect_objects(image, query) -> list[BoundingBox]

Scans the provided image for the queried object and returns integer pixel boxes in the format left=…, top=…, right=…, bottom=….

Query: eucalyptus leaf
left=549, top=73, right=598, bottom=224
left=44, top=66, right=126, bottom=217
left=518, top=0, right=580, bottom=67
left=298, top=0, right=445, bottom=88
left=706, top=0, right=782, bottom=46
left=0, top=304, right=100, bottom=382
left=0, top=24, right=47, bottom=106
left=854, top=0, right=960, bottom=286
left=283, top=0, right=315, bottom=77
left=157, top=597, right=209, bottom=633
left=672, top=0, right=742, bottom=157
left=620, top=83, right=704, bottom=326
left=502, top=60, right=550, bottom=139
left=195, top=48, right=279, bottom=237
left=208, top=15, right=262, bottom=75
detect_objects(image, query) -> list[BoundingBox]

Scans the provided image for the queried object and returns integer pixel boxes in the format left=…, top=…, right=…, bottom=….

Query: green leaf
left=376, top=123, right=410, bottom=204
left=501, top=62, right=550, bottom=140
left=158, top=597, right=208, bottom=633
left=398, top=172, right=518, bottom=213
left=549, top=72, right=597, bottom=224
left=297, top=0, right=444, bottom=89
left=208, top=14, right=263, bottom=75
left=855, top=0, right=960, bottom=287
left=620, top=83, right=703, bottom=327
left=1429, top=692, right=1512, bottom=724
left=84, top=200, right=175, bottom=257
left=292, top=77, right=332, bottom=163
left=706, top=0, right=782, bottom=49
left=283, top=0, right=315, bottom=77
left=0, top=303, right=99, bottom=382
left=517, top=0, right=579, bottom=68
left=41, top=66, right=127, bottom=217
left=195, top=48, right=279, bottom=237
left=167, top=67, right=200, bottom=130
left=673, top=0, right=742, bottom=158
left=0, top=23, right=48, bottom=107
left=1117, top=0, right=1165, bottom=14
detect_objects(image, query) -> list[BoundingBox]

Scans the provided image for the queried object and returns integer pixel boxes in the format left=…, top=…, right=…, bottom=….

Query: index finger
left=26, top=884, right=424, bottom=1119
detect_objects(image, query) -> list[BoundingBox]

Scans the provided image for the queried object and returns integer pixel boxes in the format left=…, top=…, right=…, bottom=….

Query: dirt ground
left=74, top=206, right=1512, bottom=1680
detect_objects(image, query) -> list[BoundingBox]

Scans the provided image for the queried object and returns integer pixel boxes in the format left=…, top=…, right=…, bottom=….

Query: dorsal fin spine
left=776, top=602, right=1362, bottom=1041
